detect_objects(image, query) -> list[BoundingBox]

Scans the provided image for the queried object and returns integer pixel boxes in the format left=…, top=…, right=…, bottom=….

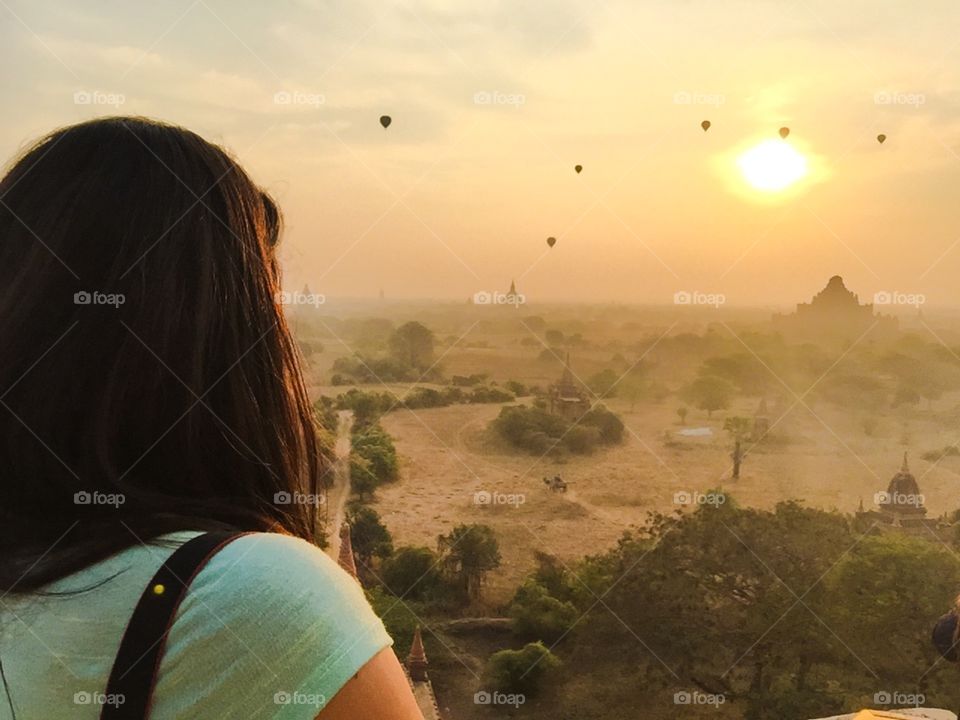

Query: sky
left=3, top=0, right=960, bottom=307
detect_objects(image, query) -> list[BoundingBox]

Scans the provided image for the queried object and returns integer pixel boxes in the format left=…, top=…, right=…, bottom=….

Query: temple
left=548, top=353, right=590, bottom=419
left=772, top=275, right=898, bottom=344
left=855, top=452, right=947, bottom=537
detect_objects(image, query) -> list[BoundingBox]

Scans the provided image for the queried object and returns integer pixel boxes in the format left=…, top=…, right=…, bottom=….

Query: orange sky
left=3, top=0, right=960, bottom=305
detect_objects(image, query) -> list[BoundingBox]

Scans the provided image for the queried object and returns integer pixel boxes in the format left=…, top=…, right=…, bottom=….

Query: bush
left=508, top=581, right=579, bottom=642
left=492, top=405, right=623, bottom=455
left=381, top=546, right=444, bottom=601
left=352, top=425, right=399, bottom=484
left=482, top=642, right=561, bottom=696
left=580, top=405, right=624, bottom=444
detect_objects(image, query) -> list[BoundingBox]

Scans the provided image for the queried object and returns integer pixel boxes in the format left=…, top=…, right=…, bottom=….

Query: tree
left=587, top=368, right=619, bottom=398
left=676, top=407, right=688, bottom=425
left=508, top=580, right=578, bottom=642
left=352, top=425, right=399, bottom=484
left=684, top=375, right=735, bottom=417
left=483, top=642, right=561, bottom=696
left=387, top=321, right=435, bottom=372
left=381, top=546, right=444, bottom=601
left=438, top=524, right=501, bottom=602
left=347, top=507, right=393, bottom=566
left=723, top=416, right=751, bottom=479
left=349, top=455, right=377, bottom=500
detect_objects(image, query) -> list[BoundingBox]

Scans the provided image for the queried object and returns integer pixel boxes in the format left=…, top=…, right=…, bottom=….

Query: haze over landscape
left=5, top=0, right=960, bottom=304
left=9, top=2, right=960, bottom=719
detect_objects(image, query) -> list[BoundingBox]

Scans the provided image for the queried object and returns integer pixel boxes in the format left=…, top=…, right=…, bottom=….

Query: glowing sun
left=737, top=140, right=808, bottom=192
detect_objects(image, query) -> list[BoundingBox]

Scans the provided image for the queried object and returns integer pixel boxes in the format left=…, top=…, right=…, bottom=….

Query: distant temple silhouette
left=548, top=353, right=590, bottom=419
left=773, top=275, right=898, bottom=344
left=856, top=452, right=949, bottom=538
left=337, top=523, right=444, bottom=720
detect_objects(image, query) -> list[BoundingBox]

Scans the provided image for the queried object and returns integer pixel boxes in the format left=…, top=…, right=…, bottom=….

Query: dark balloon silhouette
left=379, top=115, right=391, bottom=129
left=701, top=120, right=711, bottom=132
left=877, top=134, right=887, bottom=144
left=547, top=237, right=557, bottom=248
left=779, top=127, right=790, bottom=139
left=574, top=164, right=583, bottom=174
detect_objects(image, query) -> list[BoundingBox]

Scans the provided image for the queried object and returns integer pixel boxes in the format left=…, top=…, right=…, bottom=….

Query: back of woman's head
left=0, top=117, right=323, bottom=590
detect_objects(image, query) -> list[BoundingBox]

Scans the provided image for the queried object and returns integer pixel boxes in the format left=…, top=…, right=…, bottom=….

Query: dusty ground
left=368, top=393, right=960, bottom=606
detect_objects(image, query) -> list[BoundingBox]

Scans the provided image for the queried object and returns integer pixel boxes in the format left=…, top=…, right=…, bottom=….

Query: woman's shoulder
left=152, top=532, right=392, bottom=719
left=187, top=532, right=369, bottom=618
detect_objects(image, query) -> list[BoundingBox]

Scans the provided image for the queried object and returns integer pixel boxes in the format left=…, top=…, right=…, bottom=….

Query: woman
left=0, top=117, right=425, bottom=719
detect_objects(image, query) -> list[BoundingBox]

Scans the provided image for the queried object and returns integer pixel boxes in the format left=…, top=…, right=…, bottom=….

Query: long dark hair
left=0, top=117, right=324, bottom=592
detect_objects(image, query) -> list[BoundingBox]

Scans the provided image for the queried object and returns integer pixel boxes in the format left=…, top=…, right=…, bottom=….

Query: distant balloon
left=779, top=127, right=790, bottom=139
left=546, top=237, right=557, bottom=248
left=701, top=120, right=711, bottom=132
left=379, top=115, right=392, bottom=129
left=574, top=164, right=583, bottom=174
left=877, top=133, right=887, bottom=144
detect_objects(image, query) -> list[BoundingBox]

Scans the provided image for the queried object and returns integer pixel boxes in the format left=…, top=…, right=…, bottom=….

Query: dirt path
left=325, top=410, right=353, bottom=560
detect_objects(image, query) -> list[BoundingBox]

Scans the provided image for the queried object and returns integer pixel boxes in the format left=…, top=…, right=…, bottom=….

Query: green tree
left=483, top=642, right=561, bottom=696
left=381, top=546, right=444, bottom=601
left=438, top=524, right=501, bottom=602
left=349, top=455, right=377, bottom=500
left=508, top=580, right=578, bottom=642
left=684, top=375, right=735, bottom=417
left=723, top=416, right=751, bottom=479
left=347, top=507, right=394, bottom=567
left=387, top=321, right=435, bottom=372
left=587, top=368, right=620, bottom=398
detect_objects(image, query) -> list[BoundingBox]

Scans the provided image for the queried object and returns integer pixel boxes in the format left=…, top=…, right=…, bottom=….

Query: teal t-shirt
left=0, top=532, right=392, bottom=719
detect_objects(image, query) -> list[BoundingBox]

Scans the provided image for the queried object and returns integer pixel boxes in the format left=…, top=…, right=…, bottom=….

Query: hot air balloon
left=701, top=120, right=711, bottom=132
left=379, top=115, right=391, bottom=129
left=574, top=165, right=582, bottom=174
left=779, top=127, right=790, bottom=139
left=877, top=134, right=887, bottom=144
left=546, top=237, right=556, bottom=248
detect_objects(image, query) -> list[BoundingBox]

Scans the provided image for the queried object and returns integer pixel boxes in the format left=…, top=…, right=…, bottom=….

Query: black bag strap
left=100, top=531, right=250, bottom=719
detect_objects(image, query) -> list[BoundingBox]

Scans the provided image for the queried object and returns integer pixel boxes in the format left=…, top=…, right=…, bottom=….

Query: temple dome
left=879, top=452, right=926, bottom=516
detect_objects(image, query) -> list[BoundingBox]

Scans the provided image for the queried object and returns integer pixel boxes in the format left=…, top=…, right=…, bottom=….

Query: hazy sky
left=3, top=0, right=960, bottom=306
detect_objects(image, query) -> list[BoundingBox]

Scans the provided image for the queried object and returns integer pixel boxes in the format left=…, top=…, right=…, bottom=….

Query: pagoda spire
left=901, top=451, right=909, bottom=473
left=407, top=626, right=428, bottom=682
left=338, top=523, right=359, bottom=580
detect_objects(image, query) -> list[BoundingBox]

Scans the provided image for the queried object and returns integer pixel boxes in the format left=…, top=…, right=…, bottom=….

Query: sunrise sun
left=737, top=139, right=809, bottom=192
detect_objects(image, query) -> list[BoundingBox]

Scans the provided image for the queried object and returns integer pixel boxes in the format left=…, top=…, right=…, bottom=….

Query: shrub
left=482, top=642, right=561, bottom=696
